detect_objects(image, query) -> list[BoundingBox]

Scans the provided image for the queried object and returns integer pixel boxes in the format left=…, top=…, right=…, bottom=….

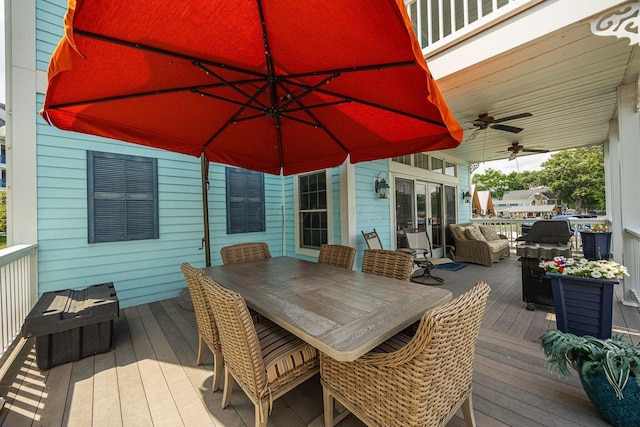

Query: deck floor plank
left=3, top=255, right=639, bottom=426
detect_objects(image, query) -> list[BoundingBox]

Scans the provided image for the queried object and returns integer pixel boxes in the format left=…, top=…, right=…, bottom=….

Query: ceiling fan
left=472, top=112, right=532, bottom=133
left=507, top=142, right=549, bottom=160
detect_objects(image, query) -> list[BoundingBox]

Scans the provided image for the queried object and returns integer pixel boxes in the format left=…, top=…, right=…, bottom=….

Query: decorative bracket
left=590, top=1, right=639, bottom=46
left=469, top=163, right=480, bottom=173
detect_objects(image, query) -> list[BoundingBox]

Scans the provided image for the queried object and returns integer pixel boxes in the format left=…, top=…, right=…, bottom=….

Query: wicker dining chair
left=321, top=281, right=490, bottom=427
left=318, top=244, right=356, bottom=270
left=220, top=242, right=271, bottom=265
left=361, top=249, right=414, bottom=281
left=200, top=274, right=319, bottom=427
left=180, top=263, right=224, bottom=392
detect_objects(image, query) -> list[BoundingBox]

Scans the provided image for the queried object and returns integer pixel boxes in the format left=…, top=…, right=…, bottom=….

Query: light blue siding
left=354, top=161, right=391, bottom=268
left=36, top=95, right=286, bottom=307
left=36, top=0, right=66, bottom=71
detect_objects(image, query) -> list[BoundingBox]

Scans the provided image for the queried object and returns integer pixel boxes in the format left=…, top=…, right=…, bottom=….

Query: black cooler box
left=22, top=283, right=118, bottom=370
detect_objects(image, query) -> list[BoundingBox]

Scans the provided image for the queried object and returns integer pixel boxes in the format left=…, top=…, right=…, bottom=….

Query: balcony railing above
left=406, top=0, right=543, bottom=57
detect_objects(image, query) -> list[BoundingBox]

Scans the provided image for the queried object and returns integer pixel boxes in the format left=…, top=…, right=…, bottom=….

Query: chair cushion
left=256, top=320, right=318, bottom=383
left=464, top=226, right=486, bottom=241
left=480, top=226, right=501, bottom=241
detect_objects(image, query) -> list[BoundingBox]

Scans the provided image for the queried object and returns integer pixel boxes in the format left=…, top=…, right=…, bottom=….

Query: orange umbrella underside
left=42, top=0, right=462, bottom=176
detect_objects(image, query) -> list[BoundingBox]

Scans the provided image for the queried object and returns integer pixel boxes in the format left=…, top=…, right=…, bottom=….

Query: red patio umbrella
left=41, top=0, right=462, bottom=264
left=42, top=0, right=462, bottom=176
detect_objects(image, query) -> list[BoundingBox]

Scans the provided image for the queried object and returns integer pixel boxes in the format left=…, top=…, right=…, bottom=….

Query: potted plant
left=541, top=329, right=640, bottom=426
left=580, top=224, right=612, bottom=260
left=539, top=257, right=629, bottom=339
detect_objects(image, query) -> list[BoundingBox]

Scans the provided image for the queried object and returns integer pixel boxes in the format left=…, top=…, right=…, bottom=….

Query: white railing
left=406, top=0, right=542, bottom=56
left=0, top=244, right=38, bottom=368
left=623, top=228, right=640, bottom=307
left=470, top=217, right=609, bottom=252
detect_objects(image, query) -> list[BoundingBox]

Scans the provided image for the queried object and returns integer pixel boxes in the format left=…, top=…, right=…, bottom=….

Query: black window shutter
left=226, top=168, right=265, bottom=234
left=88, top=151, right=158, bottom=243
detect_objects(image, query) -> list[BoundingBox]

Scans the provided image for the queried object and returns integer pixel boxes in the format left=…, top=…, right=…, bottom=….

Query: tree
left=537, top=146, right=605, bottom=213
left=472, top=168, right=527, bottom=198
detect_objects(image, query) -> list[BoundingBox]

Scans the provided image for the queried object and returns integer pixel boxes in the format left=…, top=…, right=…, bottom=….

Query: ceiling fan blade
left=492, top=124, right=523, bottom=133
left=509, top=151, right=517, bottom=161
left=522, top=148, right=549, bottom=153
left=492, top=112, right=533, bottom=123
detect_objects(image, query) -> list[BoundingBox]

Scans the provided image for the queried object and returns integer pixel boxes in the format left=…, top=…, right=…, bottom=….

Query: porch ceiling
left=435, top=18, right=639, bottom=165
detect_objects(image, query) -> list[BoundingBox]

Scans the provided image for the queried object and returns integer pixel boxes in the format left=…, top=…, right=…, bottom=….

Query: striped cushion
left=371, top=331, right=413, bottom=353
left=255, top=320, right=318, bottom=383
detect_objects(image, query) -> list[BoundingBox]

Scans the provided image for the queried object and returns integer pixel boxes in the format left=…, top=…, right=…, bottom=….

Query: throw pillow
left=480, top=226, right=501, bottom=241
left=464, top=226, right=486, bottom=241
left=454, top=226, right=467, bottom=240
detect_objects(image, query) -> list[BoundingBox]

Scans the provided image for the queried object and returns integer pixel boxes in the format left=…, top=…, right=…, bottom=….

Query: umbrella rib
left=279, top=74, right=341, bottom=111
left=75, top=29, right=267, bottom=79
left=48, top=81, right=262, bottom=110
left=257, top=0, right=284, bottom=167
left=202, top=82, right=271, bottom=149
left=194, top=91, right=265, bottom=112
left=193, top=62, right=269, bottom=110
left=284, top=60, right=416, bottom=79
left=285, top=80, right=446, bottom=128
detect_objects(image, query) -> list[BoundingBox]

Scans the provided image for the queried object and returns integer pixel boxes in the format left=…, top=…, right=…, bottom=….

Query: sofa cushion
left=452, top=225, right=467, bottom=240
left=486, top=239, right=509, bottom=253
left=480, top=226, right=501, bottom=241
left=465, top=226, right=486, bottom=241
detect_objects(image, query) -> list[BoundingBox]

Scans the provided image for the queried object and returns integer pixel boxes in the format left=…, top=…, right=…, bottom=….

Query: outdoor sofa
left=448, top=223, right=510, bottom=266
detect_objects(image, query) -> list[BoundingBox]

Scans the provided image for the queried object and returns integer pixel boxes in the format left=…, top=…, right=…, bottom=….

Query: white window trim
left=293, top=170, right=333, bottom=257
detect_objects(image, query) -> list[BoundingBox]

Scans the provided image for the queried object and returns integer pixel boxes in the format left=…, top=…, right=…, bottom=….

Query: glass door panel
left=444, top=185, right=457, bottom=249
left=395, top=178, right=414, bottom=248
left=429, top=184, right=443, bottom=257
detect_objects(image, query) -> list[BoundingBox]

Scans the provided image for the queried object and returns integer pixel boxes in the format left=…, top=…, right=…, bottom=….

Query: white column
left=615, top=80, right=640, bottom=306
left=339, top=159, right=357, bottom=254
left=6, top=0, right=38, bottom=246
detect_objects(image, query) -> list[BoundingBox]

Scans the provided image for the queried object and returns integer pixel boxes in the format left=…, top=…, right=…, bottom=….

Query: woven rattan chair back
left=200, top=275, right=269, bottom=399
left=180, top=263, right=224, bottom=391
left=220, top=242, right=272, bottom=265
left=318, top=244, right=356, bottom=270
left=361, top=229, right=383, bottom=249
left=361, top=249, right=413, bottom=281
left=320, top=281, right=491, bottom=427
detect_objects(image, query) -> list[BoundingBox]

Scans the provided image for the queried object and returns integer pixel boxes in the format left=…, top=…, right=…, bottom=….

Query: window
left=392, top=155, right=412, bottom=165
left=297, top=171, right=328, bottom=250
left=445, top=161, right=456, bottom=176
left=431, top=157, right=443, bottom=173
left=414, top=153, right=429, bottom=170
left=87, top=151, right=158, bottom=243
left=225, top=167, right=265, bottom=234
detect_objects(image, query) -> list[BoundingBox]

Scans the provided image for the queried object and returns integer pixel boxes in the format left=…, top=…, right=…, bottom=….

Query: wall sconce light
left=375, top=171, right=390, bottom=199
left=462, top=190, right=472, bottom=203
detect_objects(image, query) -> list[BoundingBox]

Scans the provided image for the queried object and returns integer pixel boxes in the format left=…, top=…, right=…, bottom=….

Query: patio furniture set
left=182, top=241, right=490, bottom=427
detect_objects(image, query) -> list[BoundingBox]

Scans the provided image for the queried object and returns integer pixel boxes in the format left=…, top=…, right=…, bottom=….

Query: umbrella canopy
left=41, top=0, right=462, bottom=176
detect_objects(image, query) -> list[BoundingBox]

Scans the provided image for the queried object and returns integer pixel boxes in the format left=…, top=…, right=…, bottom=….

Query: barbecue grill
left=516, top=220, right=573, bottom=310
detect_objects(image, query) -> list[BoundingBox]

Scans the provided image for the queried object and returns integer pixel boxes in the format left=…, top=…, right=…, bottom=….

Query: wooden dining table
left=202, top=256, right=452, bottom=362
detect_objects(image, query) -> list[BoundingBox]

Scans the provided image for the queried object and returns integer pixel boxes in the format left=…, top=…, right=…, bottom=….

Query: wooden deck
left=1, top=256, right=638, bottom=426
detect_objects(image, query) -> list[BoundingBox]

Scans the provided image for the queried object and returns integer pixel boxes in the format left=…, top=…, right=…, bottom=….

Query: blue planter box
left=580, top=231, right=612, bottom=260
left=547, top=272, right=617, bottom=339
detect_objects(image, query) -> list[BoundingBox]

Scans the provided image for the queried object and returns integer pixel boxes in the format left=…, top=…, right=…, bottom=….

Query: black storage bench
left=22, top=283, right=119, bottom=370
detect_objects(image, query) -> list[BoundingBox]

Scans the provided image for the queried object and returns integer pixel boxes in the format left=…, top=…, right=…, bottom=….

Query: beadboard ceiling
left=433, top=18, right=639, bottom=165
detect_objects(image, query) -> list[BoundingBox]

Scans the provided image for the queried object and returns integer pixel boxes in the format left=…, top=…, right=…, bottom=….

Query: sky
left=471, top=151, right=552, bottom=176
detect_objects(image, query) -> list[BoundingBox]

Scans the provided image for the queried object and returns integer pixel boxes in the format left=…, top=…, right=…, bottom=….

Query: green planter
left=579, top=364, right=640, bottom=427
left=547, top=272, right=617, bottom=339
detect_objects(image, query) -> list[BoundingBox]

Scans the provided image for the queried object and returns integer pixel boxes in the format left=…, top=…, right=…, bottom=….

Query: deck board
left=2, top=256, right=638, bottom=426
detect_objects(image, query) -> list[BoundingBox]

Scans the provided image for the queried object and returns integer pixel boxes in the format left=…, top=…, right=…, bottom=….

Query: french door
left=395, top=178, right=453, bottom=257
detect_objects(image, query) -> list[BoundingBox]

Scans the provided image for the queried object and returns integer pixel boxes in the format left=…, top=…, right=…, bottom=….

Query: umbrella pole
left=201, top=155, right=211, bottom=267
